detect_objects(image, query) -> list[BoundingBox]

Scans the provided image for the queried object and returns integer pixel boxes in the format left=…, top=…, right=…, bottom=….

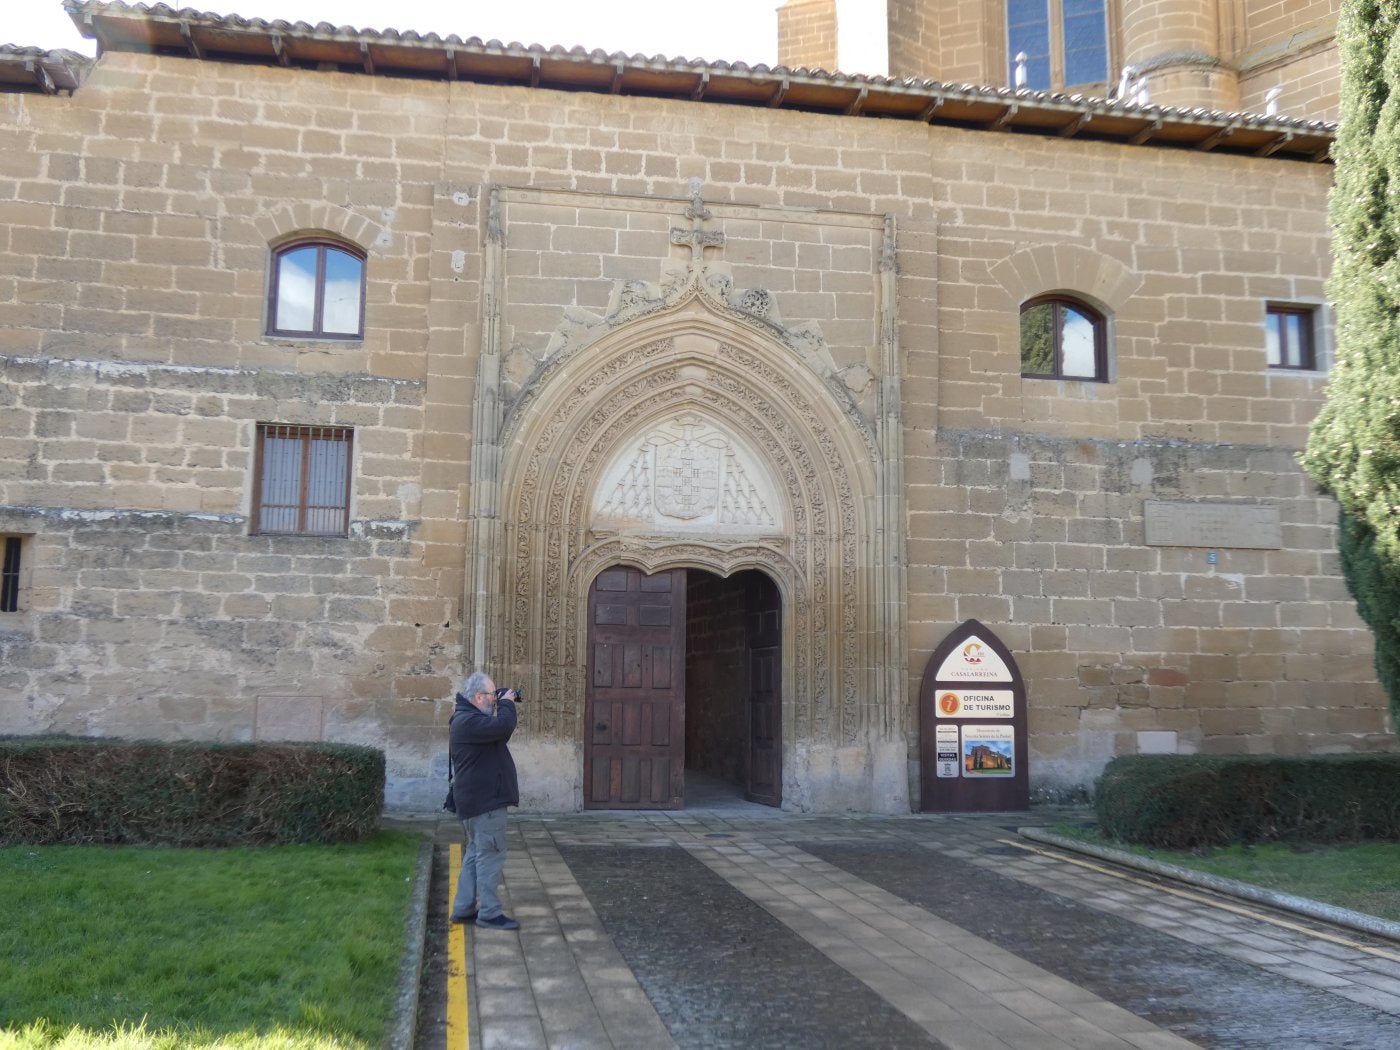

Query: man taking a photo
left=447, top=670, right=521, bottom=931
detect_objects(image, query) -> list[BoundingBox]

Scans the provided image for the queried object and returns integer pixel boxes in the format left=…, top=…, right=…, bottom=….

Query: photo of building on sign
left=963, top=726, right=1015, bottom=776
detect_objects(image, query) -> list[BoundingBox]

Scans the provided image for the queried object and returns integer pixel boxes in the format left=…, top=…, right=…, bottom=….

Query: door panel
left=747, top=645, right=780, bottom=804
left=745, top=573, right=782, bottom=807
left=585, top=566, right=686, bottom=809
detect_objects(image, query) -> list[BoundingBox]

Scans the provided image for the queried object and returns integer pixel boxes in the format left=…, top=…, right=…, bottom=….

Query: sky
left=4, top=0, right=790, bottom=65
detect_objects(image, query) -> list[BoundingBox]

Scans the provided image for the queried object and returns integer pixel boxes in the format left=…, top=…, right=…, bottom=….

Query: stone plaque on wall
left=1143, top=500, right=1282, bottom=550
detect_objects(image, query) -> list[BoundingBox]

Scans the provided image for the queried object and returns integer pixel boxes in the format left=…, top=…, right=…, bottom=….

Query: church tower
left=777, top=0, right=839, bottom=71
left=780, top=0, right=1340, bottom=119
left=1119, top=0, right=1240, bottom=110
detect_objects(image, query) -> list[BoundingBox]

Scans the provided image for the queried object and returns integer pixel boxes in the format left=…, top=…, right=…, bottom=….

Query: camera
left=495, top=686, right=523, bottom=703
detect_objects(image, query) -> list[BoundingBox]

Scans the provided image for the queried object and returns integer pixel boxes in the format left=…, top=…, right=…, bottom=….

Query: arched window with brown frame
left=1020, top=295, right=1108, bottom=381
left=267, top=238, right=365, bottom=339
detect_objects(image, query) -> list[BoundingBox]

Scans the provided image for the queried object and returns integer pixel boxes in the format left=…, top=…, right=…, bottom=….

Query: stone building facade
left=786, top=0, right=1342, bottom=117
left=0, top=1, right=1390, bottom=813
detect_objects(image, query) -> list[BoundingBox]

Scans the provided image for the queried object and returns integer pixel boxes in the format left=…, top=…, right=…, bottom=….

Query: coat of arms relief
left=594, top=416, right=780, bottom=532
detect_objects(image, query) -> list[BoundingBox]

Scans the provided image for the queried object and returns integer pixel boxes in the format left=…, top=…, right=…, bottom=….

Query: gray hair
left=460, top=670, right=492, bottom=698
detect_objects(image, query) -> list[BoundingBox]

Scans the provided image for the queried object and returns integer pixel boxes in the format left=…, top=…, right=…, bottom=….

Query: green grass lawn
left=0, top=832, right=422, bottom=1050
left=1059, top=827, right=1400, bottom=922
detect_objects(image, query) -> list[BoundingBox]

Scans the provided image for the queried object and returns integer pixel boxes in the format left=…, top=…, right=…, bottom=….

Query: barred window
left=1020, top=296, right=1108, bottom=381
left=1266, top=304, right=1317, bottom=370
left=1, top=535, right=24, bottom=613
left=252, top=424, right=354, bottom=536
left=268, top=240, right=365, bottom=339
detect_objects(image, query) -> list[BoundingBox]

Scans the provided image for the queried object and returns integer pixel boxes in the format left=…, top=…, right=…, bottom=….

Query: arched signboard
left=918, top=619, right=1029, bottom=812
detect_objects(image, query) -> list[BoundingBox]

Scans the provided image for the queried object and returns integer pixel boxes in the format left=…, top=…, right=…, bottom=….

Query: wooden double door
left=584, top=566, right=781, bottom=809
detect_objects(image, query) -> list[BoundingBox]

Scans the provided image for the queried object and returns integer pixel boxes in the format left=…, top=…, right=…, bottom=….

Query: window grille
left=1, top=536, right=21, bottom=612
left=252, top=424, right=354, bottom=536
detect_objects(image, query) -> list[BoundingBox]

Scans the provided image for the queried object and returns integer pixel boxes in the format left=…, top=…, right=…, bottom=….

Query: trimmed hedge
left=1094, top=754, right=1400, bottom=848
left=0, top=736, right=384, bottom=847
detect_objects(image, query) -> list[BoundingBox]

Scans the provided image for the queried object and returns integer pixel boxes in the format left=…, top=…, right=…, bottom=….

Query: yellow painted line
left=999, top=838, right=1400, bottom=964
left=447, top=842, right=469, bottom=1048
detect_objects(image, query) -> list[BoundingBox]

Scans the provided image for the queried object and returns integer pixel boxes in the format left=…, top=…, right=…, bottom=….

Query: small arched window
left=1020, top=296, right=1107, bottom=381
left=268, top=239, right=365, bottom=339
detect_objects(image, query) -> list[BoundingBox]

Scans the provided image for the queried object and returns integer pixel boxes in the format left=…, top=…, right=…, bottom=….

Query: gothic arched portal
left=463, top=188, right=908, bottom=812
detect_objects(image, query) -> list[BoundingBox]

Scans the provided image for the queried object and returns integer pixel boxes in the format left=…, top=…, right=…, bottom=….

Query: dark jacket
left=448, top=693, right=520, bottom=819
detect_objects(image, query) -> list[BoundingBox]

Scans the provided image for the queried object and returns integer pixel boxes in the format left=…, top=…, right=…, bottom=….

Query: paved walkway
left=411, top=785, right=1400, bottom=1050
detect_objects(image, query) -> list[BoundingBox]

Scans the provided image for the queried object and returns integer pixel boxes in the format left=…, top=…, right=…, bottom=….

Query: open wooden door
left=745, top=572, right=782, bottom=806
left=584, top=566, right=686, bottom=809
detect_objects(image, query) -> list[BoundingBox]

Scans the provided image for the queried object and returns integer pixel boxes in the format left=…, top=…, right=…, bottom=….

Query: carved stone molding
left=497, top=317, right=873, bottom=748
left=464, top=186, right=908, bottom=793
left=594, top=414, right=783, bottom=532
left=527, top=259, right=841, bottom=391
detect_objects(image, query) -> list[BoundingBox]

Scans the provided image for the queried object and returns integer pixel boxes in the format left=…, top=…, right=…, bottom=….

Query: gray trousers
left=452, top=806, right=508, bottom=920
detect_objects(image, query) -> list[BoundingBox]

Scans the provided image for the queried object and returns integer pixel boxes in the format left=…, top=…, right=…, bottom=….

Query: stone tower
left=782, top=0, right=1340, bottom=118
left=777, top=0, right=839, bottom=70
left=1119, top=0, right=1240, bottom=110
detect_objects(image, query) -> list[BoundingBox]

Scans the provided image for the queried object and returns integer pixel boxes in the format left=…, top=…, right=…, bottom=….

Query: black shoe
left=449, top=910, right=478, bottom=924
left=474, top=913, right=520, bottom=930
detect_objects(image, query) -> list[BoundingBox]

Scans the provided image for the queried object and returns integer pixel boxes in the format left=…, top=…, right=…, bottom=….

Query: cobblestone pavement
left=410, top=788, right=1400, bottom=1050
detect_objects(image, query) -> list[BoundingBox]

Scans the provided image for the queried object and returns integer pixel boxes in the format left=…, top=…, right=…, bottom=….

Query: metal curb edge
left=386, top=838, right=435, bottom=1050
left=1019, top=826, right=1400, bottom=945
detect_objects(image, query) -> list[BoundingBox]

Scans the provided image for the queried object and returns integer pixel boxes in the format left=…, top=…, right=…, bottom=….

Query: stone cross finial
left=670, top=178, right=724, bottom=263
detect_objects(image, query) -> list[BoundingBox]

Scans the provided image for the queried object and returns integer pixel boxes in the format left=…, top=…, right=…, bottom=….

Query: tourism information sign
left=918, top=619, right=1030, bottom=812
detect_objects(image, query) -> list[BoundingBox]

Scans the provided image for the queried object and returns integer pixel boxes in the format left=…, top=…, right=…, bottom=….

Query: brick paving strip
left=467, top=822, right=678, bottom=1049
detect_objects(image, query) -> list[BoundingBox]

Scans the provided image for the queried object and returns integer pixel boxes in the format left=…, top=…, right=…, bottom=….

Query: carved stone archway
left=503, top=309, right=870, bottom=742
left=464, top=186, right=908, bottom=812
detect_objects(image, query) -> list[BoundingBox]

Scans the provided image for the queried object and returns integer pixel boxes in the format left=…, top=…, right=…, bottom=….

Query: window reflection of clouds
left=271, top=243, right=363, bottom=336
left=1021, top=298, right=1104, bottom=380
left=1061, top=307, right=1096, bottom=377
left=275, top=247, right=317, bottom=332
left=1265, top=315, right=1282, bottom=366
left=322, top=249, right=363, bottom=334
left=1265, top=309, right=1312, bottom=368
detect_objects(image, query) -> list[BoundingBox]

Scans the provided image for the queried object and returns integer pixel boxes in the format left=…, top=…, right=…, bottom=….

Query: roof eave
left=54, top=2, right=1335, bottom=163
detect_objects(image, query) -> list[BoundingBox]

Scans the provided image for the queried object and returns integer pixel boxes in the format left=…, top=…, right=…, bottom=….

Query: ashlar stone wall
left=0, top=41, right=1390, bottom=812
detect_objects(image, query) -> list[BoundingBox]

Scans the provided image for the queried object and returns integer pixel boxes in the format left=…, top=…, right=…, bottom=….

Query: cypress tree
left=1301, top=0, right=1400, bottom=724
